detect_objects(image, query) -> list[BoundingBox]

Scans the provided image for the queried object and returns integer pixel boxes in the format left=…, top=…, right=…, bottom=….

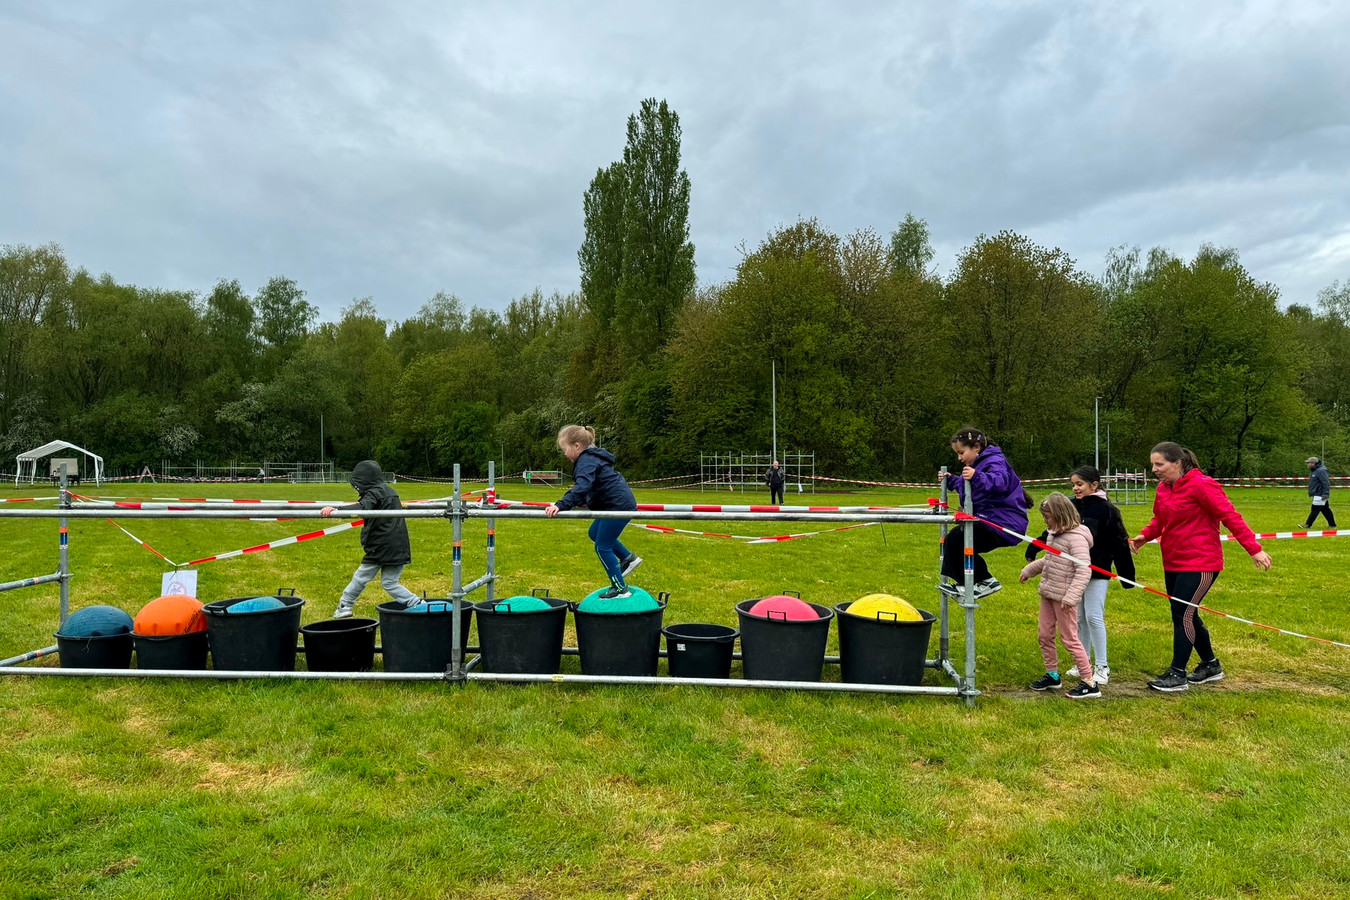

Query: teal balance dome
left=58, top=605, right=133, bottom=637
left=492, top=596, right=552, bottom=613
left=577, top=586, right=659, bottom=614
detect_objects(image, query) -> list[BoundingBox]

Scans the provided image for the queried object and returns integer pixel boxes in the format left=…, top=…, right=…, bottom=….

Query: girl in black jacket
left=545, top=425, right=640, bottom=599
left=1026, top=465, right=1134, bottom=684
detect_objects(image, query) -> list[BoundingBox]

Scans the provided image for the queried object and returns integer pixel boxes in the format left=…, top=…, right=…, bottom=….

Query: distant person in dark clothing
left=322, top=459, right=421, bottom=618
left=1303, top=456, right=1336, bottom=528
left=765, top=460, right=786, bottom=505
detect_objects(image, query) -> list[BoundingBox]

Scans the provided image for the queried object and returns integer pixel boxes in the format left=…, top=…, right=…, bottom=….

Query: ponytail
left=1152, top=441, right=1198, bottom=473
left=557, top=424, right=596, bottom=449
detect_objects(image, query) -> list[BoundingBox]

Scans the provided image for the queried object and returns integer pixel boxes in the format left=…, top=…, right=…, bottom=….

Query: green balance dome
left=577, top=585, right=659, bottom=614
left=492, top=596, right=552, bottom=613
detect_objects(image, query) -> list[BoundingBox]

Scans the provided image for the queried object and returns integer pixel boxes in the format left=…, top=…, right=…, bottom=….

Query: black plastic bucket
left=56, top=633, right=133, bottom=669
left=662, top=623, right=738, bottom=679
left=134, top=631, right=209, bottom=670
left=378, top=600, right=472, bottom=673
left=573, top=595, right=668, bottom=676
left=473, top=595, right=568, bottom=674
left=834, top=602, right=936, bottom=686
left=301, top=618, right=378, bottom=672
left=735, top=598, right=834, bottom=682
left=203, top=592, right=305, bottom=671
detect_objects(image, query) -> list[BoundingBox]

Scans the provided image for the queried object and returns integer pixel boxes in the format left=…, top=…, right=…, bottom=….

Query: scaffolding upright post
left=485, top=460, right=496, bottom=607
left=961, top=486, right=979, bottom=707
left=937, top=466, right=949, bottom=667
left=58, top=464, right=71, bottom=627
left=448, top=464, right=465, bottom=682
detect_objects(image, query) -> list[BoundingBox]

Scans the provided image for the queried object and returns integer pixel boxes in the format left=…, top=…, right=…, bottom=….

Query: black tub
left=834, top=602, right=936, bottom=686
left=473, top=591, right=568, bottom=674
left=56, top=633, right=134, bottom=669
left=573, top=593, right=668, bottom=677
left=301, top=618, right=378, bottom=672
left=735, top=597, right=834, bottom=683
left=203, top=591, right=305, bottom=671
left=662, top=623, right=738, bottom=679
left=134, top=631, right=209, bottom=670
left=378, top=600, right=472, bottom=673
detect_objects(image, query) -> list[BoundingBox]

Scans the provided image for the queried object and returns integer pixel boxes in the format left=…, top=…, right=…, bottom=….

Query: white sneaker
left=1093, top=665, right=1110, bottom=685
left=1066, top=666, right=1080, bottom=678
left=332, top=603, right=354, bottom=619
left=403, top=596, right=425, bottom=610
left=973, top=577, right=1002, bottom=599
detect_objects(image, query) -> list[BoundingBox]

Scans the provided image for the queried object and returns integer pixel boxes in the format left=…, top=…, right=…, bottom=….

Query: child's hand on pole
left=321, top=506, right=335, bottom=517
left=961, top=466, right=975, bottom=480
left=545, top=504, right=559, bottom=518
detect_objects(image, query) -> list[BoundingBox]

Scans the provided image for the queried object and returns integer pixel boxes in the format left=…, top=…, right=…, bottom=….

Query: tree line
left=2, top=99, right=1347, bottom=479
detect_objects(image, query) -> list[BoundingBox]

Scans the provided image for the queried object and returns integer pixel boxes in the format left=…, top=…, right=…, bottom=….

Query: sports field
left=1, top=482, right=1347, bottom=899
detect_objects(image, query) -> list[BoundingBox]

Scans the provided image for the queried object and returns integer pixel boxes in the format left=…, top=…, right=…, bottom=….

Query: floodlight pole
left=1094, top=396, right=1100, bottom=471
left=771, top=359, right=778, bottom=463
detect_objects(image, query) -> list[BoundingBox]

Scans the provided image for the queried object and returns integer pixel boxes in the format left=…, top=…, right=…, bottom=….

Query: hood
left=350, top=460, right=385, bottom=491
left=580, top=446, right=616, bottom=466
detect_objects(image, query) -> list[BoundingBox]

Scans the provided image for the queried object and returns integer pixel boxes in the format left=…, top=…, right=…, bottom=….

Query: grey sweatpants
left=1077, top=578, right=1109, bottom=668
left=339, top=562, right=418, bottom=608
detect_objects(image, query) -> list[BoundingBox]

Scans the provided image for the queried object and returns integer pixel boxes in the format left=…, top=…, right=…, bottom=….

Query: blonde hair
left=1039, top=492, right=1080, bottom=533
left=557, top=424, right=596, bottom=451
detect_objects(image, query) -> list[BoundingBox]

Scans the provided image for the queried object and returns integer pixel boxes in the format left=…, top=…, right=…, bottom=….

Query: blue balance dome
left=226, top=596, right=287, bottom=614
left=577, top=586, right=659, bottom=614
left=58, top=605, right=133, bottom=637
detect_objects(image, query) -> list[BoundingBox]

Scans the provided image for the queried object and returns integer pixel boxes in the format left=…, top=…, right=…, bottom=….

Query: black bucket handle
left=657, top=591, right=670, bottom=604
left=767, top=610, right=789, bottom=621
left=531, top=587, right=552, bottom=598
left=782, top=589, right=801, bottom=598
left=879, top=611, right=898, bottom=622
left=277, top=587, right=297, bottom=597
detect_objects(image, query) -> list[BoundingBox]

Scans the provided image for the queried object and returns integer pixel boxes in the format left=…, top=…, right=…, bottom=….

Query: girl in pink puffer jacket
left=1020, top=493, right=1100, bottom=699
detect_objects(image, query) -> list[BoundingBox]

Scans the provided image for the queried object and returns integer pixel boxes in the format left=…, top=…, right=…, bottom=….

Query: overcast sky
left=3, top=1, right=1348, bottom=322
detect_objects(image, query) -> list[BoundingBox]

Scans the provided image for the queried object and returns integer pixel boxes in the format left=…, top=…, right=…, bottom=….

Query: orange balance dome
left=134, top=594, right=207, bottom=636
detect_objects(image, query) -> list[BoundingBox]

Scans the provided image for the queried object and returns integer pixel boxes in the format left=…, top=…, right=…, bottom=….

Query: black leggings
left=1304, top=503, right=1337, bottom=528
left=1164, top=570, right=1220, bottom=673
left=941, top=522, right=1009, bottom=583
left=770, top=485, right=784, bottom=505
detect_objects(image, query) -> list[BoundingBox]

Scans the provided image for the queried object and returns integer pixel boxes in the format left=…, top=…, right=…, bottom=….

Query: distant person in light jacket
left=1303, top=457, right=1336, bottom=529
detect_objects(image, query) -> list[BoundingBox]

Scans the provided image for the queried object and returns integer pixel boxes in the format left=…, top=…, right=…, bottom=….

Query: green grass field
left=2, top=481, right=1348, bottom=899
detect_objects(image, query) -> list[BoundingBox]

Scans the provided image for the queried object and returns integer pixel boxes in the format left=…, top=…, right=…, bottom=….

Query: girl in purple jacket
left=941, top=427, right=1031, bottom=599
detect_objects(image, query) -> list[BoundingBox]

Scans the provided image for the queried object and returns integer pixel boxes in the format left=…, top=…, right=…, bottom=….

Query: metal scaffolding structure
left=699, top=452, right=815, bottom=495
left=0, top=463, right=984, bottom=704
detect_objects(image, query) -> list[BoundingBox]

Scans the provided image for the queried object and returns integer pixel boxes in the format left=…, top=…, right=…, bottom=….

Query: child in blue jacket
left=544, top=425, right=641, bottom=599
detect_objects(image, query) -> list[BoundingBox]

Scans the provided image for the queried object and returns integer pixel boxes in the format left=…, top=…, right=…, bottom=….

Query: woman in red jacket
left=1130, top=442, right=1272, bottom=692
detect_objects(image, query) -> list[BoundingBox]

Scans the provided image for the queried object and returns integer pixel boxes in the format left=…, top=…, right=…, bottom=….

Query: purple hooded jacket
left=945, top=444, right=1030, bottom=545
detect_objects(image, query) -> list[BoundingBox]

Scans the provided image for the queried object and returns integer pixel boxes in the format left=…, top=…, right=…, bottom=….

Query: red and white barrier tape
left=185, top=521, right=363, bottom=566
left=1222, top=529, right=1350, bottom=542
left=474, top=494, right=934, bottom=514
left=632, top=522, right=878, bottom=544
left=0, top=496, right=56, bottom=503
left=955, top=512, right=1350, bottom=650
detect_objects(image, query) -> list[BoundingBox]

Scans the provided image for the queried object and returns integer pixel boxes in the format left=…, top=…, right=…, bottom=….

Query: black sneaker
left=597, top=585, right=632, bottom=600
left=1147, top=669, right=1190, bottom=692
left=1065, top=681, right=1102, bottom=700
left=619, top=554, right=643, bottom=578
left=1029, top=673, right=1062, bottom=691
left=1187, top=659, right=1224, bottom=684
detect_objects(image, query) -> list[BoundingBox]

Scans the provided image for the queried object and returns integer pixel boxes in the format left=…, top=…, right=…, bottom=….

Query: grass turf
left=1, top=481, right=1348, bottom=898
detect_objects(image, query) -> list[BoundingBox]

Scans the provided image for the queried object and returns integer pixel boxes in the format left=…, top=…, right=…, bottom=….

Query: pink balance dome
left=747, top=595, right=819, bottom=621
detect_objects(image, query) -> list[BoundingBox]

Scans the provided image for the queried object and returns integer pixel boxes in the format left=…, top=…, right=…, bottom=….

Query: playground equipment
left=0, top=464, right=986, bottom=704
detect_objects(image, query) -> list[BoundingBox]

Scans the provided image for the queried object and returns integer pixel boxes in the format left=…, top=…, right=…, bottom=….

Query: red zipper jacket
left=1137, top=468, right=1262, bottom=571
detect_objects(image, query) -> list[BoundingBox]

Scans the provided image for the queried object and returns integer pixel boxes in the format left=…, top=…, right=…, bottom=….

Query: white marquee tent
left=14, top=440, right=104, bottom=487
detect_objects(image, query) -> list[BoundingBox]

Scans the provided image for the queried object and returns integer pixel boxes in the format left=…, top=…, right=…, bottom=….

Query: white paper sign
left=162, top=570, right=198, bottom=597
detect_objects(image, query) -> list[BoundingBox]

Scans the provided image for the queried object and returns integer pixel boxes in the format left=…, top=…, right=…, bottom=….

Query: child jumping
left=544, top=425, right=641, bottom=600
left=1026, top=465, right=1135, bottom=685
left=1020, top=492, right=1101, bottom=699
left=322, top=459, right=422, bottom=618
left=941, top=427, right=1031, bottom=598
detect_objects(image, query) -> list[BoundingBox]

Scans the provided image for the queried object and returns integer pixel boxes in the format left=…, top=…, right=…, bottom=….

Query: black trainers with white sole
left=1065, top=681, right=1102, bottom=699
left=1147, top=669, right=1190, bottom=692
left=619, top=554, right=643, bottom=578
left=597, top=585, right=632, bottom=600
left=1187, top=659, right=1224, bottom=684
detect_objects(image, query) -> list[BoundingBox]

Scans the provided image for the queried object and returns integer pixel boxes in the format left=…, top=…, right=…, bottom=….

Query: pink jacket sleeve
left=1062, top=528, right=1093, bottom=604
left=1020, top=557, right=1046, bottom=582
left=1199, top=478, right=1263, bottom=556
